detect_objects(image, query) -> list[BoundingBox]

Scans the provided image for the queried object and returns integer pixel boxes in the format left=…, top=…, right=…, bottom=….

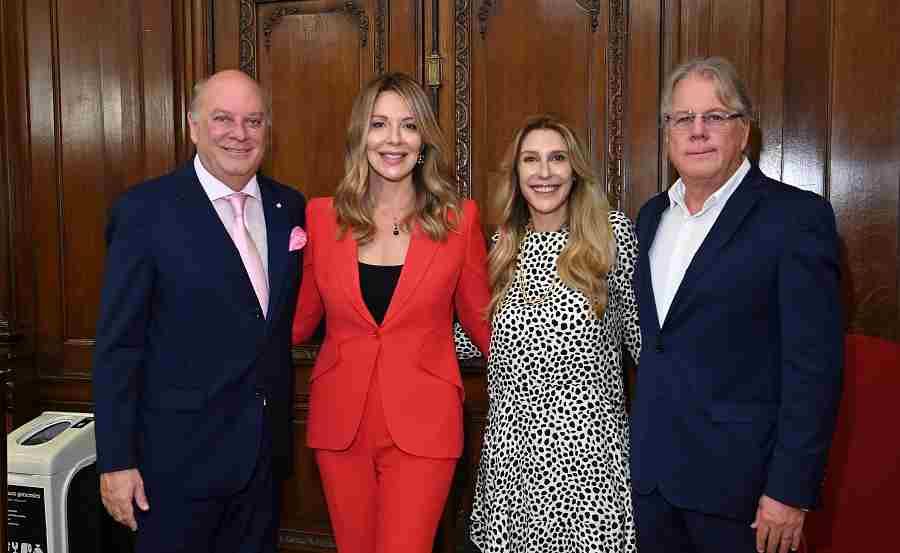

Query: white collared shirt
left=194, top=154, right=269, bottom=276
left=649, top=157, right=750, bottom=325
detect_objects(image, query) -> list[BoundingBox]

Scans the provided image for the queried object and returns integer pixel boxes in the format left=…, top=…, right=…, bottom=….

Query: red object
left=804, top=334, right=900, bottom=553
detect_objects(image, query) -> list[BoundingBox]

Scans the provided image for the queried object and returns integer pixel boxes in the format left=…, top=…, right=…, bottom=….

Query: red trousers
left=315, top=372, right=457, bottom=553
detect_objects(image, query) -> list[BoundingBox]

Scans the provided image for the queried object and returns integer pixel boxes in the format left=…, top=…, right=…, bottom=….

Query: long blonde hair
left=488, top=115, right=616, bottom=319
left=334, top=72, right=460, bottom=243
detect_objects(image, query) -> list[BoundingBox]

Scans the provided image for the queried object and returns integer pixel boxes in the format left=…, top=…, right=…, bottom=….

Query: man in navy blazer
left=631, top=57, right=842, bottom=553
left=93, top=70, right=306, bottom=552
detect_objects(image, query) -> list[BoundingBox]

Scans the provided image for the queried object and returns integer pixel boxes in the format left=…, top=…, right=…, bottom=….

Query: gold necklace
left=513, top=263, right=560, bottom=305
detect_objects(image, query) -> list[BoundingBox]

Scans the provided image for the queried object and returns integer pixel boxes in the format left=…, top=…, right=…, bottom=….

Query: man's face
left=189, top=72, right=267, bottom=191
left=665, top=74, right=749, bottom=190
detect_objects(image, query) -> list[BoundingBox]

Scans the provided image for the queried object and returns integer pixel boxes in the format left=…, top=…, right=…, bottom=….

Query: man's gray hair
left=660, top=57, right=754, bottom=122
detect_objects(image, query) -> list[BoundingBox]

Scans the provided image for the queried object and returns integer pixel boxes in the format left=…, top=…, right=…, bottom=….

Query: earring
left=417, top=152, right=425, bottom=165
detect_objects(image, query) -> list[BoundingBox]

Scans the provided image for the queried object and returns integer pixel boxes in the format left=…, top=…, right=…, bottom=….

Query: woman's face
left=516, top=128, right=574, bottom=231
left=366, top=91, right=423, bottom=187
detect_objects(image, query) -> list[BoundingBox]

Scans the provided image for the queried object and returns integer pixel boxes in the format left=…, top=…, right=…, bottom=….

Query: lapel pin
left=275, top=202, right=282, bottom=208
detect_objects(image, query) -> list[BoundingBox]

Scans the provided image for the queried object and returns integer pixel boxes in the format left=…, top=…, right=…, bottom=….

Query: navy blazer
left=631, top=164, right=843, bottom=521
left=93, top=163, right=305, bottom=498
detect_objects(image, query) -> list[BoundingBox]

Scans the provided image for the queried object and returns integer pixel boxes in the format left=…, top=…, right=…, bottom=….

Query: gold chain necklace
left=514, top=266, right=560, bottom=305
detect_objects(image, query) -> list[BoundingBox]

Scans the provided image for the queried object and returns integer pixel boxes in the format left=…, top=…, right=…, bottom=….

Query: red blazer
left=292, top=197, right=491, bottom=458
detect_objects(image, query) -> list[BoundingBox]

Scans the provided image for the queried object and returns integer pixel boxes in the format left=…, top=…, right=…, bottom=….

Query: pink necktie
left=226, top=193, right=268, bottom=317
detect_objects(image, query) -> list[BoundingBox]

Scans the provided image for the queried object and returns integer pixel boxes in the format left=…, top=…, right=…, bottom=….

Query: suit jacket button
left=655, top=339, right=664, bottom=353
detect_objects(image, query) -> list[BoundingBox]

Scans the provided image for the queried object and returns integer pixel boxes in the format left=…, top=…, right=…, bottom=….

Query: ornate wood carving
left=606, top=0, right=627, bottom=207
left=342, top=1, right=370, bottom=48
left=477, top=0, right=494, bottom=37
left=279, top=529, right=337, bottom=550
left=239, top=0, right=256, bottom=76
left=455, top=0, right=472, bottom=198
left=374, top=0, right=388, bottom=74
left=454, top=1, right=628, bottom=204
left=292, top=344, right=320, bottom=362
left=576, top=0, right=602, bottom=32
left=248, top=1, right=378, bottom=74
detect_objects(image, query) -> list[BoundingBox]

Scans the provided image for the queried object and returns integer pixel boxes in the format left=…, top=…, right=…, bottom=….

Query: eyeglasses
left=662, top=111, right=744, bottom=132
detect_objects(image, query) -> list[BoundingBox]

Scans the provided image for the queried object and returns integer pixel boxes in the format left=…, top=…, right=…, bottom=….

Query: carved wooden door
left=211, top=1, right=628, bottom=551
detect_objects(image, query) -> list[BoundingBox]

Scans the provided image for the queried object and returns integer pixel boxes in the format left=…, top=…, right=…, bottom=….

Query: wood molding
left=454, top=0, right=472, bottom=198
left=607, top=0, right=628, bottom=207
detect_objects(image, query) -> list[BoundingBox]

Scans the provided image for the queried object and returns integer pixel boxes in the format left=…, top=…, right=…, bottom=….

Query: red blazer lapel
left=382, top=225, right=440, bottom=326
left=336, top=230, right=377, bottom=327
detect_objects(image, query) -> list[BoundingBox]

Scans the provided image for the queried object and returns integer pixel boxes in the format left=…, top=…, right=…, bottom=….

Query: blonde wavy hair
left=488, top=115, right=616, bottom=319
left=334, top=72, right=460, bottom=243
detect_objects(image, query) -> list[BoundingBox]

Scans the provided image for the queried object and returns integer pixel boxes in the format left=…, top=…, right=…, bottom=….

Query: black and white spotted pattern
left=469, top=210, right=641, bottom=553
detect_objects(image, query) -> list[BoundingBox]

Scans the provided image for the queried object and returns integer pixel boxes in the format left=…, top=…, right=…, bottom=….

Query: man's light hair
left=660, top=57, right=754, bottom=122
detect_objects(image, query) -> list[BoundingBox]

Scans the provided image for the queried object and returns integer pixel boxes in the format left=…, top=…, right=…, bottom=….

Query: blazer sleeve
left=764, top=197, right=844, bottom=509
left=453, top=200, right=492, bottom=356
left=92, top=196, right=154, bottom=474
left=292, top=199, right=325, bottom=344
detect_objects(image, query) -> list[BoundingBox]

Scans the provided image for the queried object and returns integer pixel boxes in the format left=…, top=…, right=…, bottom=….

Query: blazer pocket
left=708, top=401, right=778, bottom=423
left=310, top=341, right=340, bottom=382
left=418, top=331, right=463, bottom=390
left=146, top=387, right=206, bottom=412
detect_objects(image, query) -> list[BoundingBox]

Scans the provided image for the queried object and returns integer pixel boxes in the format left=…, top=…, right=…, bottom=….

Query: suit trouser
left=315, top=371, right=458, bottom=553
left=135, top=414, right=280, bottom=553
left=633, top=489, right=757, bottom=553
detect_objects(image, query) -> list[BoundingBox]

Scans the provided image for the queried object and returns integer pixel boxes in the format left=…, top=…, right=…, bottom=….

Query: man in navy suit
left=93, top=69, right=306, bottom=552
left=631, top=57, right=842, bottom=553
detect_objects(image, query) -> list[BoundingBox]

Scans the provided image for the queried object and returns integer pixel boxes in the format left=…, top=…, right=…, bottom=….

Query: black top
left=359, top=262, right=403, bottom=325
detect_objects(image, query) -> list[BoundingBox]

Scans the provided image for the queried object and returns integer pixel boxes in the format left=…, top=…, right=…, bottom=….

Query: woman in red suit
left=292, top=73, right=491, bottom=553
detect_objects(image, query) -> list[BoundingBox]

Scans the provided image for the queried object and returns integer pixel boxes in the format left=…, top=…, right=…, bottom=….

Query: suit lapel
left=260, top=178, right=290, bottom=324
left=338, top=230, right=378, bottom=327
left=639, top=194, right=669, bottom=333
left=664, top=166, right=766, bottom=326
left=381, top=225, right=440, bottom=326
left=173, top=165, right=259, bottom=306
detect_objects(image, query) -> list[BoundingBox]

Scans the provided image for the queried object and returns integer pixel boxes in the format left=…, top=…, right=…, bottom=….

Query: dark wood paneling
left=460, top=0, right=626, bottom=215
left=755, top=0, right=786, bottom=179
left=23, top=0, right=178, bottom=382
left=257, top=1, right=371, bottom=198
left=25, top=0, right=64, bottom=385
left=828, top=0, right=900, bottom=339
left=781, top=0, right=830, bottom=195
left=3, top=2, right=898, bottom=552
left=0, top=0, right=12, bottom=324
left=625, top=0, right=662, bottom=217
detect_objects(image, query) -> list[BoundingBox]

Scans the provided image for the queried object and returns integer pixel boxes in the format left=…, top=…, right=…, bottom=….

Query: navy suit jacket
left=93, top=163, right=305, bottom=498
left=631, top=164, right=843, bottom=521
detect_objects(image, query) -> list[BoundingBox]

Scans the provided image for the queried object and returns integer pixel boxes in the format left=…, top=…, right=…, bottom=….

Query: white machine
left=7, top=411, right=97, bottom=553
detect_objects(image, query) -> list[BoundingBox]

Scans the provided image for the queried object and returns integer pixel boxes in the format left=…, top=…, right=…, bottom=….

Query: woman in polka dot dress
left=468, top=115, right=641, bottom=553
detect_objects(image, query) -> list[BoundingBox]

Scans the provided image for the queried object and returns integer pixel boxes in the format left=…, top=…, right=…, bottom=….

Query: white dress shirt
left=649, top=157, right=750, bottom=325
left=194, top=155, right=269, bottom=277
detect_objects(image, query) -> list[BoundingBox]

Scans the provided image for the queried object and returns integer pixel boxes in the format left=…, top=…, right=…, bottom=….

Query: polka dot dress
left=469, top=210, right=641, bottom=553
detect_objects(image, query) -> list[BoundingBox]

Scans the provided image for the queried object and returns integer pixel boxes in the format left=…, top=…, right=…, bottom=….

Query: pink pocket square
left=289, top=226, right=307, bottom=251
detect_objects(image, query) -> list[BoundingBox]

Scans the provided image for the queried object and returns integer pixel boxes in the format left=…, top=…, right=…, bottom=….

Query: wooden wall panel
left=23, top=0, right=177, bottom=382
left=1, top=0, right=897, bottom=551
left=625, top=0, right=662, bottom=218
left=754, top=0, right=786, bottom=179
left=781, top=0, right=830, bottom=195
left=469, top=0, right=598, bottom=215
left=24, top=0, right=63, bottom=385
left=455, top=0, right=627, bottom=215
left=258, top=2, right=371, bottom=198
left=828, top=0, right=900, bottom=339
